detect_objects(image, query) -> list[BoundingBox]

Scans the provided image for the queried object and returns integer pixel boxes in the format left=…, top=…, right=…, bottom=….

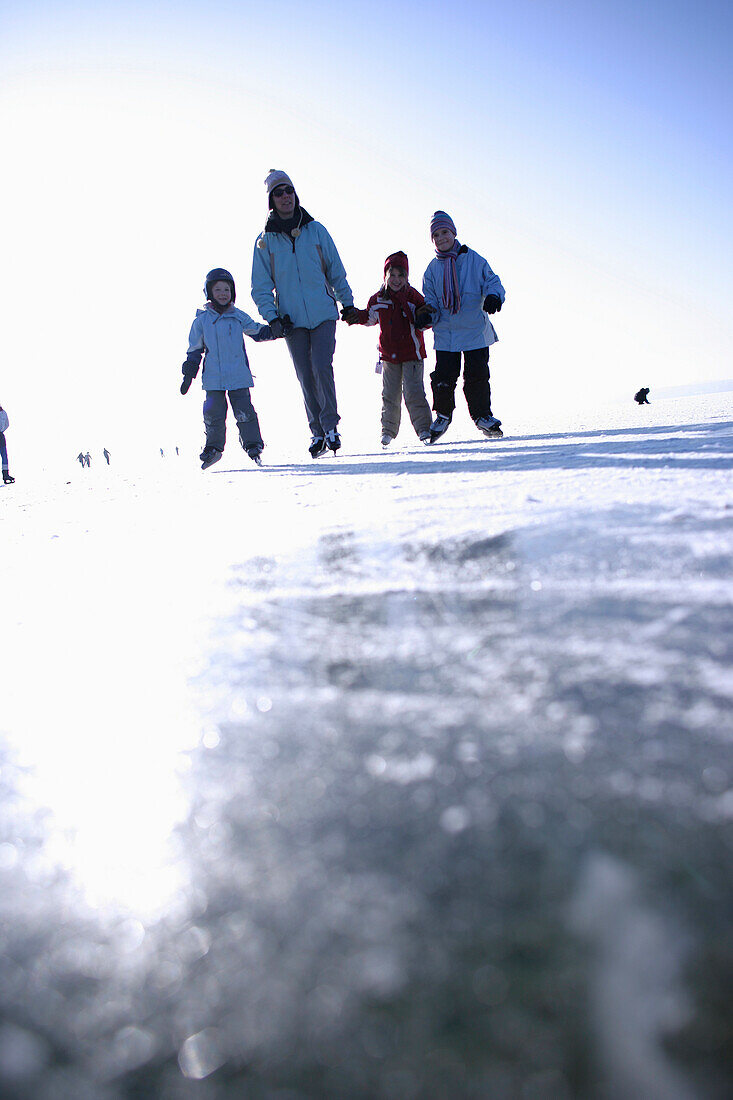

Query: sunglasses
left=272, top=186, right=294, bottom=197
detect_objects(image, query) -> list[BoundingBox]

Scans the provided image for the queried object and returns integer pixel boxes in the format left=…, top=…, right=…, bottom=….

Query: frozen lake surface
left=1, top=394, right=732, bottom=1098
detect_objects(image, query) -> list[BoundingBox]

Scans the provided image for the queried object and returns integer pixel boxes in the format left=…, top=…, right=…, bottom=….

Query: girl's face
left=386, top=267, right=407, bottom=291
left=432, top=227, right=456, bottom=252
left=211, top=281, right=232, bottom=306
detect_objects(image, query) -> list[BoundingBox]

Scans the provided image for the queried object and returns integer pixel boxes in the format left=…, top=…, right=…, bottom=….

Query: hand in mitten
left=180, top=353, right=200, bottom=394
left=269, top=318, right=285, bottom=339
left=281, top=314, right=294, bottom=336
left=483, top=295, right=502, bottom=314
left=340, top=305, right=361, bottom=324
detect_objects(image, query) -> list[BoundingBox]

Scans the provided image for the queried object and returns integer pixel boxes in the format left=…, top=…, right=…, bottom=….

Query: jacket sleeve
left=478, top=254, right=505, bottom=304
left=186, top=315, right=205, bottom=357
left=237, top=308, right=273, bottom=340
left=359, top=292, right=383, bottom=327
left=183, top=316, right=205, bottom=373
left=251, top=236, right=279, bottom=323
left=422, top=264, right=442, bottom=319
left=0, top=410, right=9, bottom=432
left=317, top=225, right=354, bottom=308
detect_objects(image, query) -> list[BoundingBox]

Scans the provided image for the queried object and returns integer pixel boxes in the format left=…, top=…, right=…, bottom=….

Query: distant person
left=103, top=448, right=111, bottom=464
left=251, top=170, right=359, bottom=458
left=84, top=452, right=91, bottom=467
left=422, top=211, right=505, bottom=443
left=346, top=251, right=433, bottom=447
left=77, top=452, right=86, bottom=468
left=0, top=404, right=14, bottom=484
left=634, top=387, right=651, bottom=405
left=181, top=267, right=279, bottom=470
left=160, top=448, right=165, bottom=458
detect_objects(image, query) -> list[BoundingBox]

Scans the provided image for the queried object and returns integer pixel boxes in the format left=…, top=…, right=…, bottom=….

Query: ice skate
left=2, top=470, right=14, bottom=484
left=247, top=446, right=264, bottom=466
left=326, top=429, right=341, bottom=454
left=381, top=433, right=393, bottom=447
left=428, top=414, right=451, bottom=443
left=476, top=416, right=503, bottom=439
left=309, top=435, right=328, bottom=459
left=200, top=446, right=222, bottom=470
left=418, top=430, right=432, bottom=445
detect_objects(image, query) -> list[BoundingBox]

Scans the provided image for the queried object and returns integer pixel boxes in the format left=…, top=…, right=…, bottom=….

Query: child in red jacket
left=350, top=251, right=433, bottom=446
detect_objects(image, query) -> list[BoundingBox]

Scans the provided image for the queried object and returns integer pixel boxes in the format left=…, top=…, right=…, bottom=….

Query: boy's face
left=386, top=267, right=407, bottom=291
left=432, top=227, right=456, bottom=252
left=271, top=185, right=296, bottom=219
left=211, top=281, right=232, bottom=306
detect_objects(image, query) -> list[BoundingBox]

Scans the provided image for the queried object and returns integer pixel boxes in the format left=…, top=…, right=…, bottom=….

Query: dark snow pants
left=0, top=432, right=7, bottom=471
left=203, top=389, right=263, bottom=453
left=381, top=360, right=432, bottom=439
left=284, top=320, right=339, bottom=435
left=430, top=347, right=492, bottom=421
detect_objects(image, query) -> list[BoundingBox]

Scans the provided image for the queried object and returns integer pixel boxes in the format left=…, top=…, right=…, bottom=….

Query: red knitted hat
left=384, top=251, right=409, bottom=277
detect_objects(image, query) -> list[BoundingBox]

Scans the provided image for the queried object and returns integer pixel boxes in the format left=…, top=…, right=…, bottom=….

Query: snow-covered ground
left=1, top=392, right=731, bottom=1098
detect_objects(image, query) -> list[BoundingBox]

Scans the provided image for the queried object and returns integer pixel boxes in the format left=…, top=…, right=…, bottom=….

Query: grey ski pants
left=203, top=388, right=263, bottom=453
left=381, top=359, right=432, bottom=439
left=284, top=320, right=339, bottom=435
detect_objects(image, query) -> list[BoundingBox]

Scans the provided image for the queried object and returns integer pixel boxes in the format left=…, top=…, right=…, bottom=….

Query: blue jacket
left=251, top=214, right=354, bottom=330
left=422, top=244, right=505, bottom=353
left=186, top=305, right=271, bottom=391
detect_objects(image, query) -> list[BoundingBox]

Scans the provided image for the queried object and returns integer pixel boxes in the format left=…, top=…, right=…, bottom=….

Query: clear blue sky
left=1, top=0, right=731, bottom=458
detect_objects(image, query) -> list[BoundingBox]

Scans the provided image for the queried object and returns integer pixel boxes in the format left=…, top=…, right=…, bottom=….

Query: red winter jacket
left=355, top=284, right=429, bottom=364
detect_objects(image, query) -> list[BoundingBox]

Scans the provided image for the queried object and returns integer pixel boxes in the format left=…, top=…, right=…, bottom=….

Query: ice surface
left=0, top=394, right=731, bottom=1097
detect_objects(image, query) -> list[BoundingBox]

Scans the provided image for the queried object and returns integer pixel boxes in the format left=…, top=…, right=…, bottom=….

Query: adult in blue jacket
left=251, top=170, right=359, bottom=458
left=422, top=211, right=506, bottom=443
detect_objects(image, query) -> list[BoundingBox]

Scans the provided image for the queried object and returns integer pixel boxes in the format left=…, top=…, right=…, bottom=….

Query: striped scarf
left=435, top=239, right=461, bottom=314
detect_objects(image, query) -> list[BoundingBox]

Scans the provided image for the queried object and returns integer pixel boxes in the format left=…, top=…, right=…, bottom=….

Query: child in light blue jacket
left=181, top=268, right=277, bottom=470
left=422, top=211, right=506, bottom=443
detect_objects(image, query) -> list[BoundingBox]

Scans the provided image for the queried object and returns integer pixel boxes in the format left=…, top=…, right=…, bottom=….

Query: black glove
left=483, top=295, right=502, bottom=314
left=180, top=353, right=201, bottom=394
left=281, top=314, right=294, bottom=336
left=340, top=305, right=361, bottom=324
left=269, top=318, right=285, bottom=339
left=414, top=304, right=434, bottom=330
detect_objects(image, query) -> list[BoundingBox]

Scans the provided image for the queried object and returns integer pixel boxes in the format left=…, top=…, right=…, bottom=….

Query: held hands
left=483, top=295, right=502, bottom=314
left=414, top=304, right=434, bottom=330
left=340, top=305, right=362, bottom=325
left=269, top=314, right=294, bottom=339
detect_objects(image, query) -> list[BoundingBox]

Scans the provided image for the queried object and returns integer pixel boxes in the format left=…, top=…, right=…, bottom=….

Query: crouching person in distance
left=347, top=251, right=433, bottom=447
left=422, top=211, right=506, bottom=443
left=181, top=268, right=279, bottom=470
